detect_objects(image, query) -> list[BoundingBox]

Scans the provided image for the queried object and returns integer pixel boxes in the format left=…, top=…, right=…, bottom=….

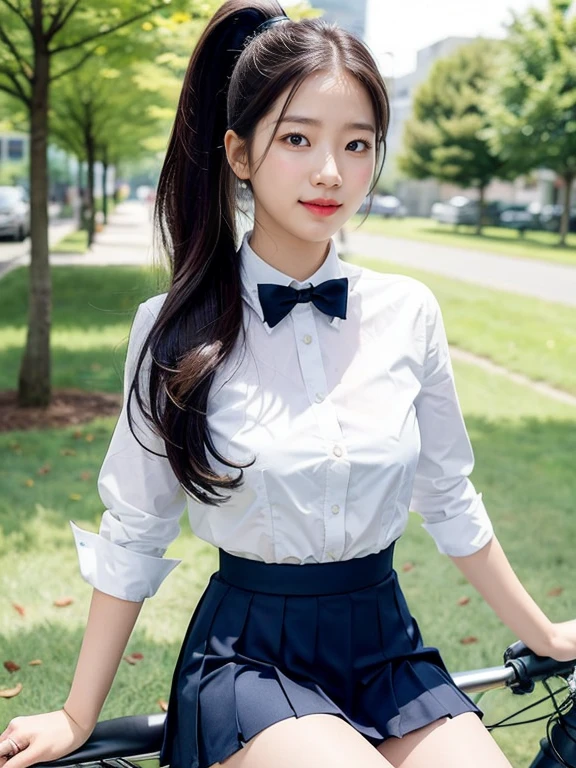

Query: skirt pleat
left=159, top=548, right=483, bottom=768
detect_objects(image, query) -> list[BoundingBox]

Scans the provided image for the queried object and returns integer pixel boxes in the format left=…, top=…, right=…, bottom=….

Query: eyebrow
left=278, top=115, right=376, bottom=133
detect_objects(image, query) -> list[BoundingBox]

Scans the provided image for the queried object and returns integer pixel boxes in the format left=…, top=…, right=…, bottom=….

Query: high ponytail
left=129, top=0, right=390, bottom=506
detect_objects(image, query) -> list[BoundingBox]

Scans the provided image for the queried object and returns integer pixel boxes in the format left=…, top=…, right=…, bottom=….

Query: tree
left=397, top=39, right=511, bottom=235
left=0, top=0, right=192, bottom=407
left=483, top=0, right=576, bottom=246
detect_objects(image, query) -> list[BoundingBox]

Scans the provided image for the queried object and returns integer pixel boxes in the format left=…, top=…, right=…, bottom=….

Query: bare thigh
left=211, top=713, right=393, bottom=768
left=377, top=712, right=513, bottom=768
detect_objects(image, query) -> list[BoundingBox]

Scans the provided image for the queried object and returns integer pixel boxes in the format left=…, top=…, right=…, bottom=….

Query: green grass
left=350, top=215, right=576, bottom=267
left=0, top=266, right=168, bottom=392
left=1, top=362, right=575, bottom=768
left=2, top=263, right=575, bottom=397
left=1, top=265, right=576, bottom=766
left=352, top=255, right=576, bottom=396
left=50, top=229, right=90, bottom=255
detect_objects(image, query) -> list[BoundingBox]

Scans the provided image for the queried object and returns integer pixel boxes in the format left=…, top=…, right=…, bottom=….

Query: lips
left=299, top=199, right=343, bottom=217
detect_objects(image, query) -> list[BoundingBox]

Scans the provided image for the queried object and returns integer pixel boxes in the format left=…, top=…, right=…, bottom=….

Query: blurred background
left=1, top=3, right=576, bottom=768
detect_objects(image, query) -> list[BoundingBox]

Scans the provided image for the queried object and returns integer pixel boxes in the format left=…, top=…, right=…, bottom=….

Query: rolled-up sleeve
left=71, top=300, right=186, bottom=601
left=410, top=289, right=494, bottom=557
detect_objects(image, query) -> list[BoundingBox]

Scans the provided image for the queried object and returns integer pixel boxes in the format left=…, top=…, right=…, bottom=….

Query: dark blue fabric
left=257, top=277, right=349, bottom=328
left=159, top=545, right=483, bottom=768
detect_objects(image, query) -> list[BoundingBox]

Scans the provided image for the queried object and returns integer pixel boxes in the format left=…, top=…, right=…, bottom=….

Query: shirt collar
left=238, top=229, right=354, bottom=333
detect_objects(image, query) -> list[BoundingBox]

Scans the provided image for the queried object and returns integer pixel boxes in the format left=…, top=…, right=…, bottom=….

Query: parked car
left=538, top=204, right=576, bottom=233
left=430, top=195, right=479, bottom=225
left=357, top=194, right=407, bottom=218
left=0, top=185, right=30, bottom=241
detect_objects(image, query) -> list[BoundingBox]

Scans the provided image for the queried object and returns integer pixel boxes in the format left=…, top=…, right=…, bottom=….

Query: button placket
left=290, top=306, right=350, bottom=563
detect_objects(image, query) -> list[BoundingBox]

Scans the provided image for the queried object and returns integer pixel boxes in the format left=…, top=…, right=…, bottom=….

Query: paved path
left=347, top=231, right=576, bottom=307
left=0, top=202, right=155, bottom=277
left=0, top=218, right=78, bottom=277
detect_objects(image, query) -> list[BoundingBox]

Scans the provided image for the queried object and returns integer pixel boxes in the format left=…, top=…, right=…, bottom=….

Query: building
left=384, top=37, right=555, bottom=216
left=0, top=132, right=28, bottom=164
left=315, top=0, right=368, bottom=39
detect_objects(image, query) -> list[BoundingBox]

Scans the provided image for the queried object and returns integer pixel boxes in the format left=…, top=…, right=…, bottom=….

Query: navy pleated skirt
left=159, top=542, right=482, bottom=768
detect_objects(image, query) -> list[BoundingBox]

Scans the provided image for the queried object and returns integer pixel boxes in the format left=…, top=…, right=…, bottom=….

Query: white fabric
left=71, top=230, right=494, bottom=602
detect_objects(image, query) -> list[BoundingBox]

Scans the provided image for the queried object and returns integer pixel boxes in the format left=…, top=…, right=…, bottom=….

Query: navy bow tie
left=257, top=277, right=349, bottom=329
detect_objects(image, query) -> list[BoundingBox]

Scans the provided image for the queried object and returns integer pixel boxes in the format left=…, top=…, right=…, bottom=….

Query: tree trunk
left=559, top=173, right=574, bottom=247
left=86, top=132, right=96, bottom=247
left=18, top=44, right=51, bottom=407
left=475, top=185, right=486, bottom=236
left=102, top=150, right=109, bottom=225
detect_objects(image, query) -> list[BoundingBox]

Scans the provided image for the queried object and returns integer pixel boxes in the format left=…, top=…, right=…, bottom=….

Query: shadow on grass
left=1, top=413, right=575, bottom=555
left=0, top=620, right=188, bottom=723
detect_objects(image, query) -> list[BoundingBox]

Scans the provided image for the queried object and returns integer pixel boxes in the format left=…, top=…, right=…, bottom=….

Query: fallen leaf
left=548, top=587, right=564, bottom=597
left=37, top=464, right=51, bottom=475
left=69, top=493, right=83, bottom=501
left=73, top=430, right=84, bottom=439
left=85, top=434, right=94, bottom=443
left=460, top=636, right=478, bottom=645
left=3, top=661, right=20, bottom=673
left=457, top=596, right=471, bottom=606
left=12, top=603, right=25, bottom=617
left=28, top=659, right=42, bottom=666
left=0, top=683, right=23, bottom=698
left=80, top=471, right=92, bottom=481
left=60, top=448, right=77, bottom=456
left=24, top=478, right=34, bottom=487
left=401, top=562, right=414, bottom=572
left=54, top=597, right=74, bottom=608
left=123, top=653, right=144, bottom=665
left=158, top=699, right=168, bottom=712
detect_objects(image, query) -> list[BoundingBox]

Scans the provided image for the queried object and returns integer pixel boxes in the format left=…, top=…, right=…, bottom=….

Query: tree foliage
left=397, top=39, right=511, bottom=233
left=483, top=0, right=576, bottom=244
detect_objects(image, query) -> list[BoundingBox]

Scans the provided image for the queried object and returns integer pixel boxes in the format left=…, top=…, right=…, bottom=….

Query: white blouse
left=70, top=231, right=494, bottom=602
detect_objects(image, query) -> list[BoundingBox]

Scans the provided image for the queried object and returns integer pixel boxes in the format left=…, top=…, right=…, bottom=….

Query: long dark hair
left=129, top=0, right=390, bottom=506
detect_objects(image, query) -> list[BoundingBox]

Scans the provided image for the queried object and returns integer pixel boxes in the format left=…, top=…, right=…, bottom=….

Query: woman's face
left=229, top=69, right=378, bottom=244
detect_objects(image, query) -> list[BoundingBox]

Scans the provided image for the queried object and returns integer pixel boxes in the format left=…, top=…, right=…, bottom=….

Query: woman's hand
left=0, top=709, right=93, bottom=768
left=547, top=619, right=576, bottom=663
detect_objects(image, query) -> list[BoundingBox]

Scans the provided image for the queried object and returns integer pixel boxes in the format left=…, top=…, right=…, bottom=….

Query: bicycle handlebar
left=33, top=644, right=576, bottom=767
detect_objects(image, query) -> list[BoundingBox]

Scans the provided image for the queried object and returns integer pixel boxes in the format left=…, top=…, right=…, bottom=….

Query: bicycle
left=35, top=641, right=576, bottom=768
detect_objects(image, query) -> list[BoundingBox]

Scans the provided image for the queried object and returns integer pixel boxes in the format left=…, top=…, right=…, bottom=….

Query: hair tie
left=254, top=15, right=290, bottom=35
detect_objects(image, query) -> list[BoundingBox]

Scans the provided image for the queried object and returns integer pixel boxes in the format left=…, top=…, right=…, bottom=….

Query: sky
left=364, top=0, right=550, bottom=77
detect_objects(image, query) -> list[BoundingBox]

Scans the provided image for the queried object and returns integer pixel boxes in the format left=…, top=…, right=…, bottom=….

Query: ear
left=224, top=129, right=250, bottom=181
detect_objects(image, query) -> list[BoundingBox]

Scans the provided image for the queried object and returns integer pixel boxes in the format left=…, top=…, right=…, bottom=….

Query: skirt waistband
left=217, top=544, right=396, bottom=596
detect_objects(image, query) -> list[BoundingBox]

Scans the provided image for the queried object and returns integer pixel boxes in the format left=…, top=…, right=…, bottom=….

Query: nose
left=312, top=153, right=342, bottom=187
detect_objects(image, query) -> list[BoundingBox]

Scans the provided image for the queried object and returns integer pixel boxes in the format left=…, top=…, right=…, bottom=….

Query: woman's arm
left=449, top=535, right=556, bottom=657
left=63, top=588, right=144, bottom=731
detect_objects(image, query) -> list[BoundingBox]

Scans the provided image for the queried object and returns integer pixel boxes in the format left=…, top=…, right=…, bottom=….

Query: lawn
left=50, top=230, right=89, bottom=255
left=352, top=255, right=576, bottom=396
left=349, top=214, right=576, bottom=267
left=1, top=265, right=575, bottom=767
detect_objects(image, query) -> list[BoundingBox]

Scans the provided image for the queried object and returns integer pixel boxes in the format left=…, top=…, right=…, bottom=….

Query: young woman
left=2, top=2, right=576, bottom=768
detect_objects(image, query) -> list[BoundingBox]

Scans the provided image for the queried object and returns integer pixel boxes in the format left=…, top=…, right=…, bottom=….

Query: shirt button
left=327, top=551, right=336, bottom=560
left=303, top=334, right=313, bottom=345
left=332, top=445, right=343, bottom=458
left=315, top=392, right=325, bottom=403
left=331, top=504, right=340, bottom=515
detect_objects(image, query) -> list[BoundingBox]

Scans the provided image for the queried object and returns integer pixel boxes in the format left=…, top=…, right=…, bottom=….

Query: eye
left=347, top=139, right=373, bottom=152
left=282, top=133, right=310, bottom=147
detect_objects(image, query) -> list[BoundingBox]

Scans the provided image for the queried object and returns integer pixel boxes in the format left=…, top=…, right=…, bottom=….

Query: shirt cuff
left=70, top=521, right=182, bottom=602
left=419, top=494, right=495, bottom=557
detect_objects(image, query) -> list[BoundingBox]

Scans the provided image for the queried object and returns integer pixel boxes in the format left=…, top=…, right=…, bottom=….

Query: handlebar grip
left=504, top=641, right=576, bottom=695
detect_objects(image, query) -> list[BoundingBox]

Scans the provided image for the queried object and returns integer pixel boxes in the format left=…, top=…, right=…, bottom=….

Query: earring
left=240, top=181, right=248, bottom=189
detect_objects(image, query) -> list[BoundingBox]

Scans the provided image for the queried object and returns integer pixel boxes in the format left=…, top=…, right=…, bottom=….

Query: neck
left=248, top=224, right=331, bottom=282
